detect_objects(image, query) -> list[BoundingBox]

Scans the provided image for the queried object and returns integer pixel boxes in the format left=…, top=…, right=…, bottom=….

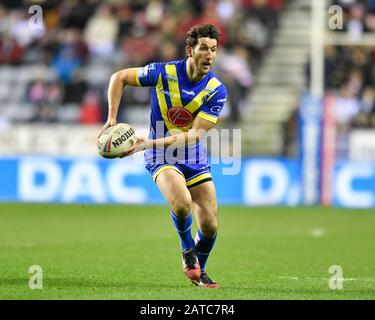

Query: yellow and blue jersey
left=136, top=59, right=227, bottom=166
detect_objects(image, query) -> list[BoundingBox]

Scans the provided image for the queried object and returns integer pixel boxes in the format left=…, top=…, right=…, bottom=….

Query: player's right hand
left=97, top=119, right=117, bottom=141
left=119, top=137, right=147, bottom=158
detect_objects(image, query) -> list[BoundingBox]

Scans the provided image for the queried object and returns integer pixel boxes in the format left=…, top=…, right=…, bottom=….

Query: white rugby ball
left=97, top=123, right=136, bottom=159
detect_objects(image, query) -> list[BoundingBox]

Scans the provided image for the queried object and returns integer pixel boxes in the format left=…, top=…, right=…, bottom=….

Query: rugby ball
left=97, top=123, right=136, bottom=159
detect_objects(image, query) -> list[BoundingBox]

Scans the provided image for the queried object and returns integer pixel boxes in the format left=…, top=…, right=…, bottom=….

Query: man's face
left=190, top=37, right=218, bottom=75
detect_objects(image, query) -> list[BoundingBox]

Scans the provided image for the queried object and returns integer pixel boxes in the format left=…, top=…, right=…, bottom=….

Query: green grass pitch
left=0, top=203, right=374, bottom=300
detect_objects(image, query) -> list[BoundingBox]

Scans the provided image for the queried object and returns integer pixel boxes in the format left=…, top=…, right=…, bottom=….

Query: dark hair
left=186, top=24, right=220, bottom=48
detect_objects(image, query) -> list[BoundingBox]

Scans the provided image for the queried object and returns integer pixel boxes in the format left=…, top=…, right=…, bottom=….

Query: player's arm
left=121, top=116, right=216, bottom=157
left=97, top=68, right=140, bottom=138
left=120, top=83, right=227, bottom=157
left=152, top=117, right=215, bottom=148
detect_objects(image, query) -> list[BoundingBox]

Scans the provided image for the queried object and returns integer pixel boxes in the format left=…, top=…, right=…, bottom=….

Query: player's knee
left=200, top=221, right=218, bottom=238
left=172, top=203, right=192, bottom=218
left=170, top=195, right=192, bottom=218
left=199, top=212, right=218, bottom=238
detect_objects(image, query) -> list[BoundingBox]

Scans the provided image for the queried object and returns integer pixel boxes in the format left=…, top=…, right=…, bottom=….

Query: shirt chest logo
left=167, top=107, right=193, bottom=127
left=181, top=89, right=195, bottom=96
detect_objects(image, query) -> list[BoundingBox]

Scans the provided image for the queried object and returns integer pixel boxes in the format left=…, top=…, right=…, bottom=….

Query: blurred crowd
left=325, top=44, right=375, bottom=159
left=324, top=0, right=375, bottom=131
left=0, top=0, right=284, bottom=125
left=326, top=1, right=375, bottom=128
left=282, top=0, right=375, bottom=158
left=322, top=1, right=375, bottom=159
left=331, top=0, right=375, bottom=36
left=325, top=45, right=375, bottom=130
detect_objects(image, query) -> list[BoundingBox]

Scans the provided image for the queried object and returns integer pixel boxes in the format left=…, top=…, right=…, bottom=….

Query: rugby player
left=98, top=24, right=227, bottom=288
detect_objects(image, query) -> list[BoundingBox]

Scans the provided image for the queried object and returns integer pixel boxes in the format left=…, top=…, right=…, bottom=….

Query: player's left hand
left=119, top=137, right=148, bottom=158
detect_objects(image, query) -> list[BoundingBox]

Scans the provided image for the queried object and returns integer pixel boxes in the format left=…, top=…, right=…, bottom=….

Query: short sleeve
left=197, top=84, right=227, bottom=124
left=136, top=62, right=163, bottom=87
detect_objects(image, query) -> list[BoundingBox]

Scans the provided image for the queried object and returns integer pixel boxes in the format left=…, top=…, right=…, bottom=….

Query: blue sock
left=194, top=229, right=217, bottom=271
left=171, top=211, right=195, bottom=251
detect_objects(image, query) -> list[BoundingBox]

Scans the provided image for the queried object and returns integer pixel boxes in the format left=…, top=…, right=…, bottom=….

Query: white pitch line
left=278, top=276, right=375, bottom=283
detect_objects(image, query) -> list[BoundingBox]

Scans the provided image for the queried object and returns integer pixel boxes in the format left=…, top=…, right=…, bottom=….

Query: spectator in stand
left=246, top=0, right=279, bottom=32
left=66, top=28, right=89, bottom=63
left=233, top=0, right=279, bottom=68
left=352, top=86, right=375, bottom=128
left=335, top=84, right=360, bottom=126
left=52, top=45, right=81, bottom=82
left=0, top=4, right=10, bottom=34
left=59, top=0, right=97, bottom=30
left=334, top=83, right=361, bottom=158
left=27, top=79, right=63, bottom=122
left=46, top=81, right=63, bottom=106
left=346, top=2, right=366, bottom=40
left=62, top=69, right=88, bottom=104
left=27, top=79, right=47, bottom=105
left=83, top=3, right=119, bottom=59
left=119, top=32, right=158, bottom=66
left=116, top=3, right=134, bottom=40
left=216, top=0, right=238, bottom=26
left=346, top=68, right=364, bottom=96
left=144, top=0, right=164, bottom=29
left=0, top=34, right=23, bottom=64
left=157, top=39, right=179, bottom=62
left=79, top=90, right=102, bottom=124
left=217, top=45, right=254, bottom=123
left=193, top=0, right=228, bottom=45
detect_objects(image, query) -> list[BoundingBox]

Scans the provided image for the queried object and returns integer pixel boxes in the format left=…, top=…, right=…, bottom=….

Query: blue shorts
left=145, top=162, right=212, bottom=189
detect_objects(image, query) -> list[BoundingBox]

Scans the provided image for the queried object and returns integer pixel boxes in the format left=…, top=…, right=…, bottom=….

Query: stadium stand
left=0, top=0, right=286, bottom=156
left=3, top=0, right=373, bottom=158
left=242, top=0, right=375, bottom=156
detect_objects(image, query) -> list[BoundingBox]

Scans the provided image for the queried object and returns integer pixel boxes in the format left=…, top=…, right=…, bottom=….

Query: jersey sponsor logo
left=217, top=98, right=226, bottom=103
left=167, top=107, right=193, bottom=127
left=157, top=88, right=171, bottom=96
left=181, top=89, right=195, bottom=96
left=166, top=74, right=178, bottom=83
left=204, top=86, right=217, bottom=95
left=138, top=65, right=149, bottom=78
left=210, top=106, right=222, bottom=114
